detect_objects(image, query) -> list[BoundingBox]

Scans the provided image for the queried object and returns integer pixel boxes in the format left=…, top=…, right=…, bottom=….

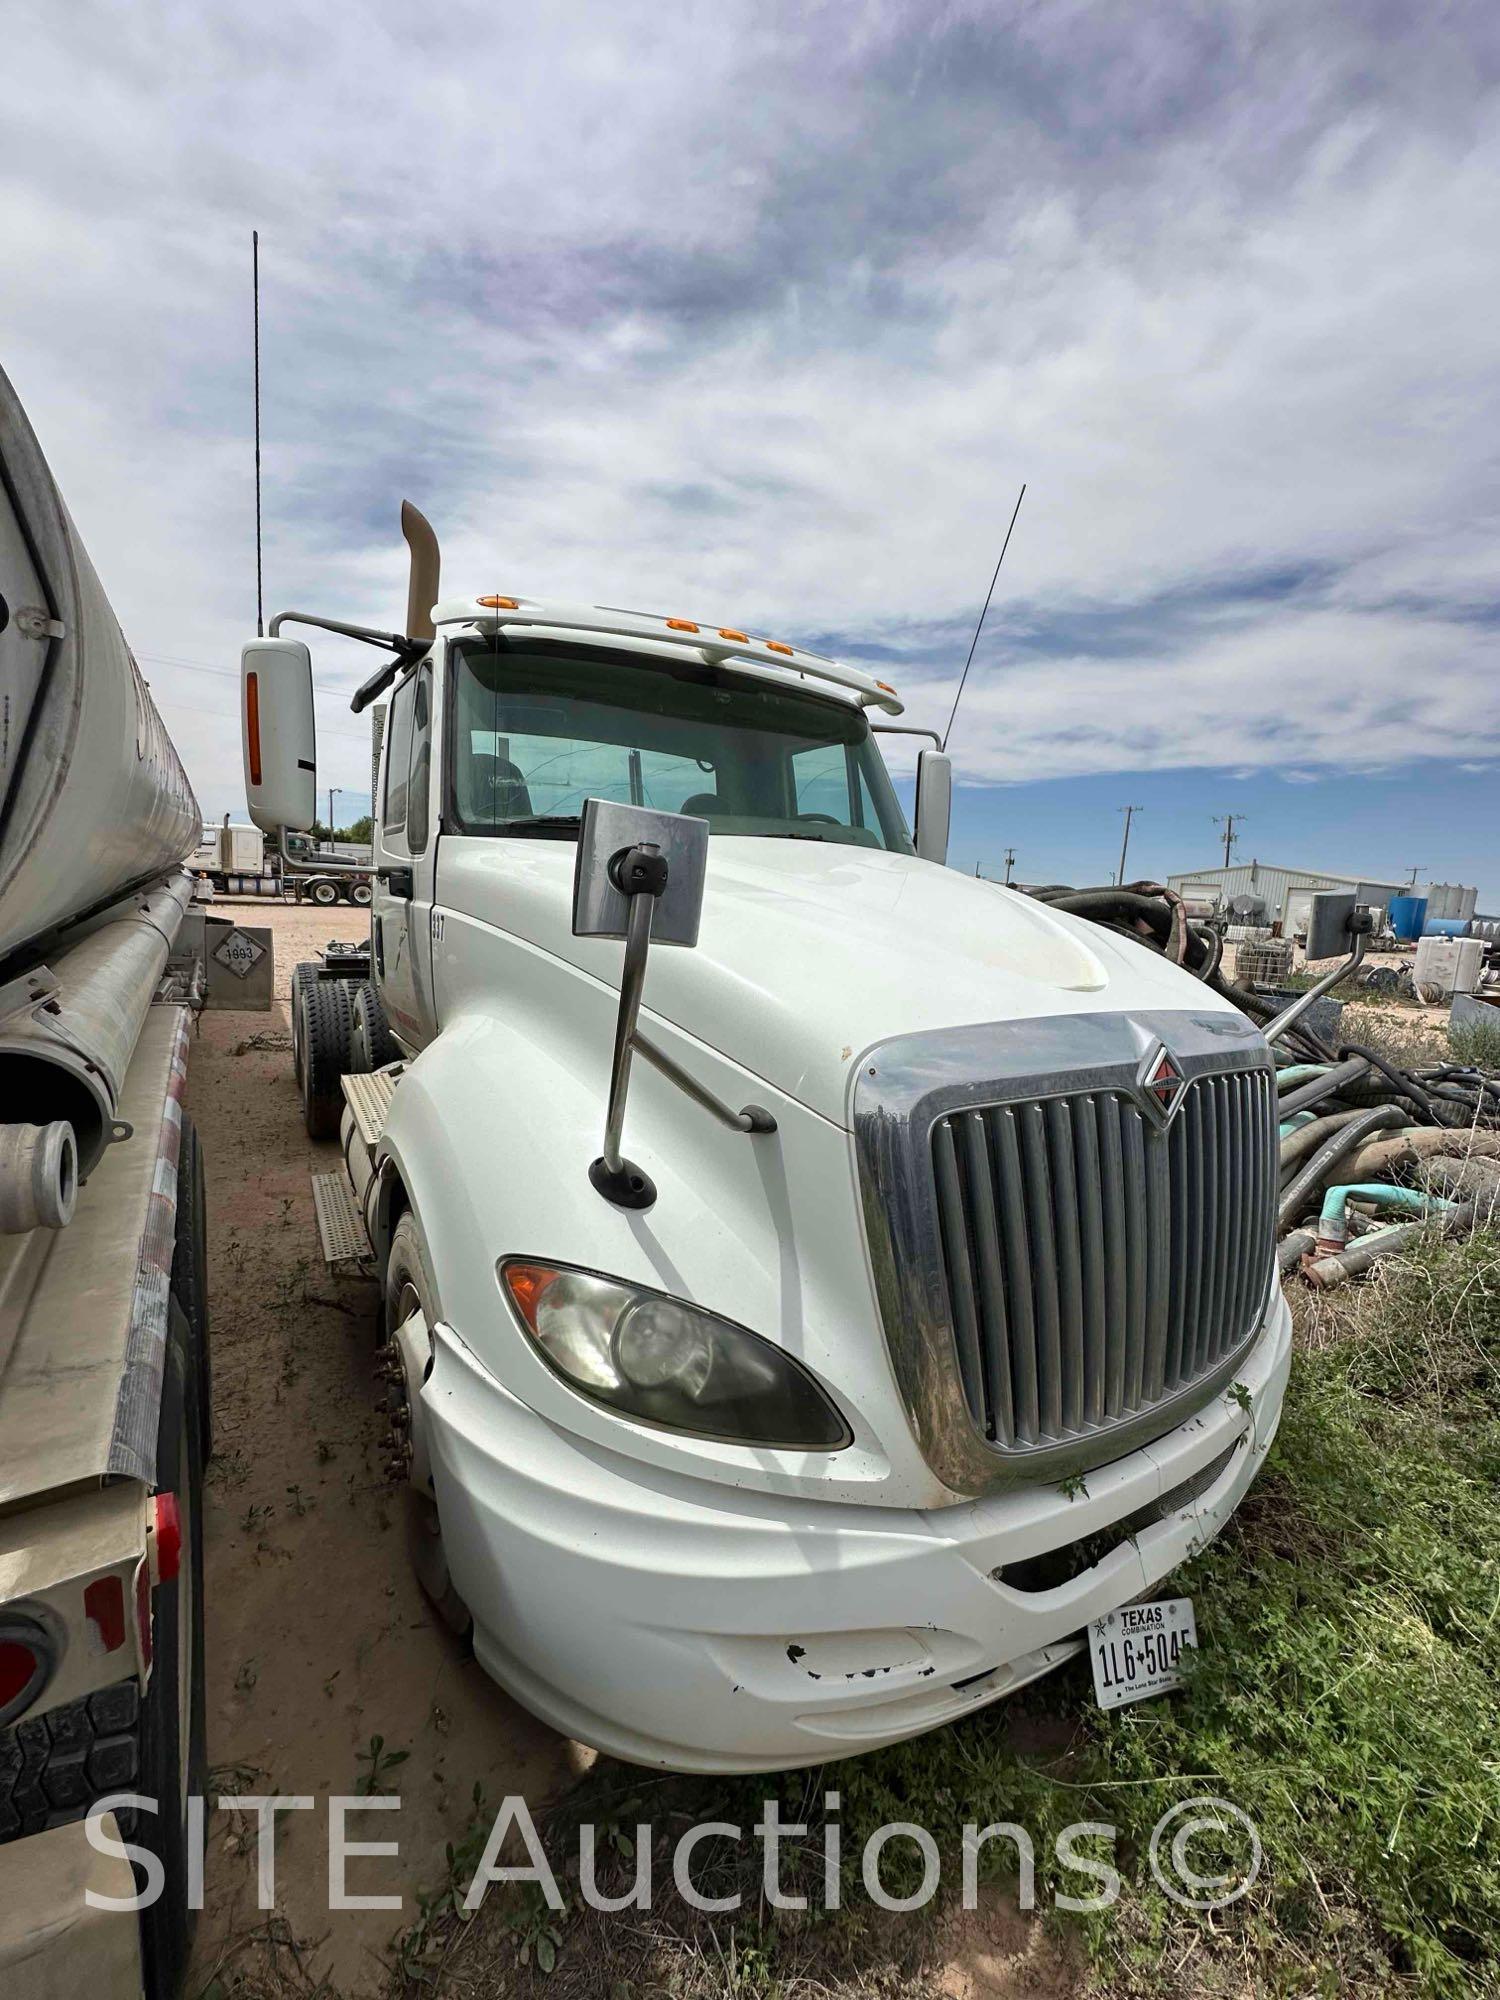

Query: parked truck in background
left=0, top=363, right=209, bottom=1995
left=190, top=821, right=373, bottom=906
left=244, top=504, right=1290, bottom=1774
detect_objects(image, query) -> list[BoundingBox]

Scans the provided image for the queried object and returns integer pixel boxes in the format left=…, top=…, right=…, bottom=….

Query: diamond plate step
left=312, top=1172, right=374, bottom=1272
left=341, top=1066, right=401, bottom=1151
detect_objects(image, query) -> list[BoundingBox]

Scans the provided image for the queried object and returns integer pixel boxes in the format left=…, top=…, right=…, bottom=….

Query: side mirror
left=241, top=638, right=316, bottom=834
left=914, top=748, right=952, bottom=865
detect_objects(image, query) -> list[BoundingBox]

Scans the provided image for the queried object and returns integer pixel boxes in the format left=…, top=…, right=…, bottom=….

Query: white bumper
left=424, top=1288, right=1291, bottom=1773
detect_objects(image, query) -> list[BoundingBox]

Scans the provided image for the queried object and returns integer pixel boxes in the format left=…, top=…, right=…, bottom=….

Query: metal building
left=1166, top=860, right=1410, bottom=932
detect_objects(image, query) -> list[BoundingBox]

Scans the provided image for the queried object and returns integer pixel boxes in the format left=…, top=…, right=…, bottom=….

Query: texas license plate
left=1089, top=1596, right=1197, bottom=1708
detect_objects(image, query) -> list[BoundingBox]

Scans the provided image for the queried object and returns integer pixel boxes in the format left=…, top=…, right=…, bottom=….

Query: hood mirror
left=572, top=800, right=773, bottom=1210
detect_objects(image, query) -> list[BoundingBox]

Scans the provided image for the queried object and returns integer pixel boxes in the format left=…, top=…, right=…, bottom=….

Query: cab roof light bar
left=433, top=595, right=904, bottom=715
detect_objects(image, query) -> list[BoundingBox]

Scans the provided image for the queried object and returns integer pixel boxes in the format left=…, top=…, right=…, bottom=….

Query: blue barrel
left=1421, top=917, right=1470, bottom=938
left=1389, top=895, right=1427, bottom=941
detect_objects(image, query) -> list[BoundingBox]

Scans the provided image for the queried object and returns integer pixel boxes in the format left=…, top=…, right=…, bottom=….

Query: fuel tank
left=0, top=361, right=200, bottom=966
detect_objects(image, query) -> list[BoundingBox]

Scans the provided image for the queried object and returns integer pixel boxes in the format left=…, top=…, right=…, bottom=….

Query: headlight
left=500, top=1260, right=850, bottom=1450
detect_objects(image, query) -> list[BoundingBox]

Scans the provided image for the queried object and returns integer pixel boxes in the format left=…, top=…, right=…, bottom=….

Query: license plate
left=1089, top=1596, right=1197, bottom=1708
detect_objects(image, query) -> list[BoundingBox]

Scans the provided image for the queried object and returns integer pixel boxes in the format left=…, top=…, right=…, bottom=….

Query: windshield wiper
left=496, top=815, right=583, bottom=837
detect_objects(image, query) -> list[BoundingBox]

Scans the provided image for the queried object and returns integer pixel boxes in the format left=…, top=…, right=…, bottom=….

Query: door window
left=406, top=666, right=433, bottom=853
left=383, top=674, right=416, bottom=838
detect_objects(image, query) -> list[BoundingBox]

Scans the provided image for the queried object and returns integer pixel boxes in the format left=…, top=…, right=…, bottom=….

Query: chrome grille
left=931, top=1070, right=1276, bottom=1451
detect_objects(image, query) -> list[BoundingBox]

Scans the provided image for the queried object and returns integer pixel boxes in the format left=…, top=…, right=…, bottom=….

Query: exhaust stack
left=402, top=500, right=440, bottom=642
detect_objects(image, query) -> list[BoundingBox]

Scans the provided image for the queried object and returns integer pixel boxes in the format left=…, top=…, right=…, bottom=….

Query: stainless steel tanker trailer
left=0, top=361, right=210, bottom=2000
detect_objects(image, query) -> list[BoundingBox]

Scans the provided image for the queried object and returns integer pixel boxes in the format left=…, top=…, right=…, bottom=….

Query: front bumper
left=424, top=1287, right=1291, bottom=1773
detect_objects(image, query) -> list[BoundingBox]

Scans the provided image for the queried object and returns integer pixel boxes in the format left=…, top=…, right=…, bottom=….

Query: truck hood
left=441, top=837, right=1244, bottom=1127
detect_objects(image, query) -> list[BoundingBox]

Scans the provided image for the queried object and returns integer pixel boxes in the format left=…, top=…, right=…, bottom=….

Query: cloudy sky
left=5, top=1, right=1498, bottom=896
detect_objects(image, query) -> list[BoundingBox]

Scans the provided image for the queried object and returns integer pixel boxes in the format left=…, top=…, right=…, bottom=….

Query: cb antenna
left=942, top=482, right=1026, bottom=751
left=253, top=229, right=264, bottom=637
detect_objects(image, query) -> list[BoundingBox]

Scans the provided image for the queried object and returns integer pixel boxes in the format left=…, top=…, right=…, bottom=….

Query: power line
left=1212, top=812, right=1246, bottom=868
left=1117, top=805, right=1142, bottom=885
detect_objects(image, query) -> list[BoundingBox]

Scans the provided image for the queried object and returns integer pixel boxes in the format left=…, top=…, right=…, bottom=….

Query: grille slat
left=932, top=1120, right=987, bottom=1426
left=993, top=1108, right=1040, bottom=1443
left=961, top=1113, right=1015, bottom=1447
left=1073, top=1097, right=1108, bottom=1427
left=934, top=1065, right=1274, bottom=1456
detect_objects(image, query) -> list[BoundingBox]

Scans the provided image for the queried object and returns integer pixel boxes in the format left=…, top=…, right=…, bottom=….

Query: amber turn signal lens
left=503, top=1261, right=563, bottom=1331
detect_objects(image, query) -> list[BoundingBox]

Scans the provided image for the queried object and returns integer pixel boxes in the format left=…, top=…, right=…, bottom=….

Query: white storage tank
left=1419, top=883, right=1479, bottom=922
left=1414, top=934, right=1485, bottom=1001
left=0, top=362, right=199, bottom=964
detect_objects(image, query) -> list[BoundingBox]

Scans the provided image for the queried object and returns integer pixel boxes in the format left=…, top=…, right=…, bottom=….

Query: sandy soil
left=185, top=897, right=581, bottom=1997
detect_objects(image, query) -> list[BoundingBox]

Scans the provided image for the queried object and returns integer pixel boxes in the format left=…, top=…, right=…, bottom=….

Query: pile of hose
left=1026, top=880, right=1500, bottom=1285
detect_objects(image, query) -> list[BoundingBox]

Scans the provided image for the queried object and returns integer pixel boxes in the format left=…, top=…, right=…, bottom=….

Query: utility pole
left=1403, top=865, right=1425, bottom=888
left=327, top=787, right=341, bottom=836
left=1212, top=813, right=1245, bottom=868
left=1003, top=847, right=1016, bottom=884
left=1117, top=806, right=1142, bottom=887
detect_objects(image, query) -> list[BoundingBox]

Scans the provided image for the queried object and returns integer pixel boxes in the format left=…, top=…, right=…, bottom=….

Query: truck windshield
left=448, top=638, right=914, bottom=853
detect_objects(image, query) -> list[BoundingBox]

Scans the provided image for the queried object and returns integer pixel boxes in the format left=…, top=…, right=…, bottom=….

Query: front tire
left=384, top=1215, right=470, bottom=1637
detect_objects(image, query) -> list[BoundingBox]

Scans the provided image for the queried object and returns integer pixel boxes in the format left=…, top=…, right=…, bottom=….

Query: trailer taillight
left=246, top=670, right=262, bottom=786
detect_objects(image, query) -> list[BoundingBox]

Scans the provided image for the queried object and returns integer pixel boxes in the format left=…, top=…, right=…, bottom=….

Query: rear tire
left=301, top=979, right=354, bottom=1139
left=137, top=1301, right=207, bottom=2000
left=350, top=982, right=401, bottom=1074
left=349, top=881, right=373, bottom=908
left=289, top=962, right=316, bottom=1087
left=171, top=1117, right=213, bottom=1464
left=310, top=879, right=340, bottom=908
left=384, top=1215, right=470, bottom=1637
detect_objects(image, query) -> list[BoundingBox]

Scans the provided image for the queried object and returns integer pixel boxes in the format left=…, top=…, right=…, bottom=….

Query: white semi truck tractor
left=247, top=505, right=1290, bottom=1773
left=0, top=364, right=209, bottom=1995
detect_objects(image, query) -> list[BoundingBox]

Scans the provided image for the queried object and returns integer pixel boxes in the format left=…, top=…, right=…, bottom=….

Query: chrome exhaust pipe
left=402, top=501, right=440, bottom=643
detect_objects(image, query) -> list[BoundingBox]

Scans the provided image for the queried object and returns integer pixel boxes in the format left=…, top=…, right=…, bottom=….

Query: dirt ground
left=185, top=899, right=584, bottom=1997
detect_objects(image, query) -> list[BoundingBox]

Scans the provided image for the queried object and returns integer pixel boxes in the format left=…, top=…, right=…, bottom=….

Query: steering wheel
left=796, top=813, right=840, bottom=825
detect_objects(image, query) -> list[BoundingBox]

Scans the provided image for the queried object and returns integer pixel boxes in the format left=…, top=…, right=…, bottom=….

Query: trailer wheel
left=171, top=1116, right=213, bottom=1463
left=385, top=1214, right=471, bottom=1637
left=349, top=881, right=373, bottom=908
left=137, top=1301, right=208, bottom=2000
left=301, top=979, right=355, bottom=1139
left=350, top=982, right=401, bottom=1074
left=309, top=878, right=341, bottom=907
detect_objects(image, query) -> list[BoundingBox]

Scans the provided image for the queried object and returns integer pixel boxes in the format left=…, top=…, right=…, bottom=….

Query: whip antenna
left=253, top=229, right=264, bottom=637
left=942, top=482, right=1025, bottom=751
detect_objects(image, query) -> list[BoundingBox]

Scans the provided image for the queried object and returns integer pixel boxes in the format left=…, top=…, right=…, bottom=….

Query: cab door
left=373, top=659, right=437, bottom=1050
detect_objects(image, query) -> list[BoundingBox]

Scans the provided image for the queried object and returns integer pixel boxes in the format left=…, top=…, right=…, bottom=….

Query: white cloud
left=2, top=1, right=1498, bottom=820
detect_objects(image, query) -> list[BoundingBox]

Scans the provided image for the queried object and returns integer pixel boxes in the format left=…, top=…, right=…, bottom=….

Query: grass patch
left=1449, top=1016, right=1500, bottom=1075
left=407, top=1232, right=1500, bottom=2000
